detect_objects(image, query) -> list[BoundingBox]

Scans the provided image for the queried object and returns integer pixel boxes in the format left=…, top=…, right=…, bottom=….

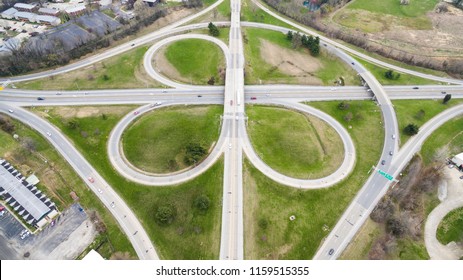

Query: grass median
left=246, top=105, right=343, bottom=179
left=16, top=46, right=160, bottom=90
left=122, top=105, right=222, bottom=174
left=392, top=99, right=463, bottom=147
left=32, top=105, right=224, bottom=259
left=243, top=28, right=359, bottom=86
left=437, top=207, right=463, bottom=245
left=244, top=100, right=383, bottom=259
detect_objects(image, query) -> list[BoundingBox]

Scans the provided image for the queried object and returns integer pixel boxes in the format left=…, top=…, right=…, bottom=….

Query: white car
left=110, top=202, right=115, bottom=208
left=46, top=132, right=52, bottom=137
left=8, top=109, right=14, bottom=113
left=97, top=188, right=103, bottom=194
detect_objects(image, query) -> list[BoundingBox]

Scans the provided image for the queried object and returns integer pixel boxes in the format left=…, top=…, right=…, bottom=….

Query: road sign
left=377, top=169, right=394, bottom=181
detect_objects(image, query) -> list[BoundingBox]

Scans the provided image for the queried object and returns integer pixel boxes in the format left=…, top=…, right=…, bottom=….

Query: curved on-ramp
left=241, top=100, right=356, bottom=189
left=143, top=34, right=230, bottom=90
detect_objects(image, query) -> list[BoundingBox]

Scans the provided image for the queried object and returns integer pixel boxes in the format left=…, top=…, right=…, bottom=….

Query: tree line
left=286, top=31, right=320, bottom=56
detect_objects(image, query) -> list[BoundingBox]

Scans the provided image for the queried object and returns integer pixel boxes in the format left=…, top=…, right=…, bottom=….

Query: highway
left=0, top=104, right=159, bottom=260
left=1, top=0, right=463, bottom=261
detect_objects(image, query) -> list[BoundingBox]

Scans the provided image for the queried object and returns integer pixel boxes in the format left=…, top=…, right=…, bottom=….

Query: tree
left=194, top=195, right=210, bottom=211
left=286, top=30, right=293, bottom=41
left=443, top=94, right=452, bottom=104
left=387, top=218, right=406, bottom=237
left=404, top=123, right=419, bottom=136
left=291, top=32, right=302, bottom=49
left=155, top=204, right=176, bottom=225
left=207, top=76, right=215, bottom=85
left=208, top=22, right=220, bottom=37
left=338, top=101, right=350, bottom=110
left=344, top=112, right=353, bottom=122
left=184, top=143, right=206, bottom=165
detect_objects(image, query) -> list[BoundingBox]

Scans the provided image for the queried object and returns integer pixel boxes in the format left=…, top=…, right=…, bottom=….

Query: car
left=110, top=202, right=115, bottom=208
left=133, top=111, right=139, bottom=115
left=56, top=92, right=62, bottom=95
left=131, top=43, right=135, bottom=47
left=449, top=164, right=454, bottom=169
left=50, top=220, right=55, bottom=227
left=46, top=131, right=51, bottom=137
left=97, top=188, right=103, bottom=194
left=162, top=90, right=167, bottom=93
left=381, top=160, right=386, bottom=165
left=88, top=177, right=95, bottom=183
left=460, top=176, right=463, bottom=179
left=197, top=95, right=202, bottom=97
left=229, top=143, right=232, bottom=149
left=389, top=151, right=393, bottom=156
left=265, top=93, right=271, bottom=97
left=441, top=91, right=447, bottom=94
left=8, top=109, right=14, bottom=113
left=0, top=206, right=5, bottom=211
left=37, top=97, right=44, bottom=100
left=413, top=87, right=419, bottom=89
left=250, top=97, right=257, bottom=100
left=150, top=102, right=162, bottom=108
left=392, top=134, right=396, bottom=139
left=351, top=62, right=355, bottom=65
left=328, top=249, right=334, bottom=255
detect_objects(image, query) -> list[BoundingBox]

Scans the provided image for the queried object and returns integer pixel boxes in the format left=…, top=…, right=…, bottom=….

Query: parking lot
left=0, top=203, right=97, bottom=260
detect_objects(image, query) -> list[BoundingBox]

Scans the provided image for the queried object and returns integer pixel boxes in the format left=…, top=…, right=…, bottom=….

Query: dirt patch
left=51, top=106, right=135, bottom=119
left=153, top=46, right=184, bottom=83
left=259, top=39, right=323, bottom=85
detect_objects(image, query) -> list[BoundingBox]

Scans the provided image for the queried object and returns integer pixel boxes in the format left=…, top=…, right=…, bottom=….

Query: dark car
left=460, top=176, right=463, bottom=179
left=197, top=95, right=202, bottom=97
left=381, top=160, right=386, bottom=165
left=37, top=97, right=44, bottom=100
left=328, top=249, right=334, bottom=255
left=441, top=91, right=446, bottom=94
left=413, top=87, right=419, bottom=89
left=250, top=97, right=257, bottom=100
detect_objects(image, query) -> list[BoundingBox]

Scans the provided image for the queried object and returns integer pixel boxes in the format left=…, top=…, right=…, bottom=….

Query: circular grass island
left=154, top=38, right=226, bottom=86
left=122, top=105, right=222, bottom=174
left=246, top=105, right=344, bottom=179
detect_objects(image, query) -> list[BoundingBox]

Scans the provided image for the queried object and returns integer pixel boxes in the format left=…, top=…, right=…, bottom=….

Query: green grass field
left=38, top=106, right=223, bottom=259
left=240, top=0, right=292, bottom=28
left=243, top=28, right=359, bottom=85
left=16, top=46, right=159, bottom=90
left=356, top=57, right=441, bottom=85
left=246, top=105, right=343, bottom=179
left=244, top=100, right=383, bottom=259
left=392, top=99, right=463, bottom=146
left=164, top=39, right=225, bottom=85
left=348, top=0, right=439, bottom=18
left=335, top=0, right=438, bottom=32
left=437, top=207, right=463, bottom=245
left=122, top=105, right=222, bottom=173
left=421, top=116, right=463, bottom=164
left=0, top=113, right=135, bottom=259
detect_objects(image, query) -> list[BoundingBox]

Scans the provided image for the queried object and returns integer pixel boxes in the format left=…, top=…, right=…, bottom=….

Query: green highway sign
left=378, top=169, right=394, bottom=181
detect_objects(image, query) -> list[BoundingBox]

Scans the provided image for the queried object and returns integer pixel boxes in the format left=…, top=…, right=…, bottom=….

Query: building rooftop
left=0, top=160, right=51, bottom=222
left=38, top=7, right=60, bottom=15
left=65, top=5, right=86, bottom=13
left=36, top=15, right=60, bottom=23
left=13, top=3, right=37, bottom=10
left=1, top=7, right=18, bottom=16
left=15, top=11, right=36, bottom=20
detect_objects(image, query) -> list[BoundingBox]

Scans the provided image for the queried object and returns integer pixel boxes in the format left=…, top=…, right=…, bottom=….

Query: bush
left=184, top=143, right=206, bottom=165
left=194, top=195, right=210, bottom=211
left=155, top=204, right=177, bottom=225
left=403, top=123, right=419, bottom=136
